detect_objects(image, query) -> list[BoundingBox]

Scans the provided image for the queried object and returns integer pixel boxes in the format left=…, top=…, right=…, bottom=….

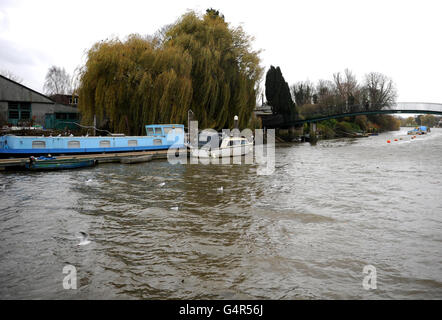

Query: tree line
left=400, top=115, right=441, bottom=127
left=264, top=66, right=404, bottom=138
left=265, top=67, right=397, bottom=122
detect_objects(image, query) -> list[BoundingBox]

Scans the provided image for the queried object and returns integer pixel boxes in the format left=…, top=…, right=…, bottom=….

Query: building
left=49, top=94, right=79, bottom=107
left=0, top=75, right=80, bottom=130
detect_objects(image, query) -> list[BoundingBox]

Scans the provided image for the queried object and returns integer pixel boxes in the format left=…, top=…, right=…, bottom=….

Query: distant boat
left=407, top=126, right=430, bottom=135
left=0, top=124, right=185, bottom=157
left=25, top=157, right=96, bottom=171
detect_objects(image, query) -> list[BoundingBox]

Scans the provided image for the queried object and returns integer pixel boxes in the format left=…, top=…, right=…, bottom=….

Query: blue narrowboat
left=0, top=124, right=185, bottom=157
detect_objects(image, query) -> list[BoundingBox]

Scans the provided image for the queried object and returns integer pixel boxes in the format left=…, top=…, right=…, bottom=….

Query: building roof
left=49, top=94, right=78, bottom=106
left=0, top=74, right=54, bottom=104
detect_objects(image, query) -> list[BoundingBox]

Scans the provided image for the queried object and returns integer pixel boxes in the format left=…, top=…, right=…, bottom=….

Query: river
left=1, top=128, right=441, bottom=299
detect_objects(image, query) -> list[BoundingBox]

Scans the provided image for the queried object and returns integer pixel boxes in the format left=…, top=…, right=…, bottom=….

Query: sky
left=1, top=0, right=441, bottom=103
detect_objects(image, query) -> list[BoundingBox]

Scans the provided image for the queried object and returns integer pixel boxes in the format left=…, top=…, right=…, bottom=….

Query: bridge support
left=289, top=126, right=296, bottom=137
left=309, top=122, right=318, bottom=145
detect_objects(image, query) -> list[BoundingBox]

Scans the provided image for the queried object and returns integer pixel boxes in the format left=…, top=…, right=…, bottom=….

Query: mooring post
left=309, top=122, right=318, bottom=145
left=187, top=109, right=194, bottom=144
left=93, top=115, right=96, bottom=136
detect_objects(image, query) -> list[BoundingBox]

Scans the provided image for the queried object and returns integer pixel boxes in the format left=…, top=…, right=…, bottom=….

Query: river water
left=1, top=128, right=441, bottom=299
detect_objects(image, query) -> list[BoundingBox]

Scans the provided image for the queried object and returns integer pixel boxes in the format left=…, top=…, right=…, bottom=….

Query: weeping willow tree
left=78, top=35, right=193, bottom=135
left=77, top=10, right=262, bottom=134
left=165, top=10, right=262, bottom=129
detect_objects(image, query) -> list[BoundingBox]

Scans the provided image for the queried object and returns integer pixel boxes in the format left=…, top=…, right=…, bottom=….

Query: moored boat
left=407, top=126, right=431, bottom=135
left=189, top=132, right=253, bottom=158
left=119, top=155, right=153, bottom=164
left=0, top=124, right=184, bottom=157
left=25, top=157, right=96, bottom=171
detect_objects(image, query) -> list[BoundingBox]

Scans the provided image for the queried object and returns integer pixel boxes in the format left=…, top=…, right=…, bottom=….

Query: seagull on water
left=77, top=232, right=91, bottom=246
left=159, top=182, right=166, bottom=187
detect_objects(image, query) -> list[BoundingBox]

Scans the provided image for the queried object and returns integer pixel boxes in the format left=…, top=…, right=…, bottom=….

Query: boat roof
left=145, top=124, right=184, bottom=127
left=2, top=135, right=166, bottom=139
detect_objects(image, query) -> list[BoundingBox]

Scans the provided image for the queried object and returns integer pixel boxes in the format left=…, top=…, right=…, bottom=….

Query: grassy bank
left=315, top=115, right=401, bottom=139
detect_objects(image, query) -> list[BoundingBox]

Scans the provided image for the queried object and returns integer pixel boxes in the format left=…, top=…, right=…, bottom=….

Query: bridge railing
left=258, top=102, right=442, bottom=127
left=390, top=102, right=442, bottom=112
left=299, top=103, right=386, bottom=120
left=298, top=102, right=442, bottom=121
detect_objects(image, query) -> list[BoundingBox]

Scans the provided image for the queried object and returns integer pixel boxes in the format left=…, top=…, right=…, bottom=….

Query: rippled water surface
left=1, top=128, right=442, bottom=299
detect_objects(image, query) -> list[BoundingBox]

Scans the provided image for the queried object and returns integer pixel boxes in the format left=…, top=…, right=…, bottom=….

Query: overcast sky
left=1, top=0, right=441, bottom=102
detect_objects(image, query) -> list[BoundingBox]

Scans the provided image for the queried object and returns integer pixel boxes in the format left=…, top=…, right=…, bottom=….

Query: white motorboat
left=189, top=132, right=253, bottom=159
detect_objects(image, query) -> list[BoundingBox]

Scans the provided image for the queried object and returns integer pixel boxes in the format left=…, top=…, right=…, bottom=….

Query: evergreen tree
left=265, top=66, right=297, bottom=120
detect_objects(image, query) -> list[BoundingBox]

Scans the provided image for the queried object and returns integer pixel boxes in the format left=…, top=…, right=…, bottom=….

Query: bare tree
left=0, top=69, right=23, bottom=83
left=333, top=69, right=360, bottom=109
left=315, top=80, right=335, bottom=104
left=291, top=81, right=315, bottom=107
left=43, top=66, right=72, bottom=95
left=154, top=24, right=172, bottom=46
left=363, top=72, right=397, bottom=109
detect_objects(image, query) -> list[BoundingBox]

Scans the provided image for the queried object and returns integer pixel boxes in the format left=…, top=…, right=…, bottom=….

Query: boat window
left=163, top=127, right=173, bottom=135
left=146, top=127, right=154, bottom=136
left=68, top=141, right=80, bottom=148
left=154, top=127, right=163, bottom=135
left=154, top=139, right=162, bottom=146
left=175, top=127, right=183, bottom=135
left=128, top=140, right=138, bottom=147
left=100, top=140, right=111, bottom=148
left=228, top=140, right=234, bottom=147
left=32, top=141, right=46, bottom=148
left=241, top=140, right=247, bottom=145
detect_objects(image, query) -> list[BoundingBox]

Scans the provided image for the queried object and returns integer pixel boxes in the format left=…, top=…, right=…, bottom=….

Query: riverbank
left=276, top=114, right=402, bottom=142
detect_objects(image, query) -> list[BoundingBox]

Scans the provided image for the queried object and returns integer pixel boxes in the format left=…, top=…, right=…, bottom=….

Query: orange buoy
left=387, top=140, right=391, bottom=143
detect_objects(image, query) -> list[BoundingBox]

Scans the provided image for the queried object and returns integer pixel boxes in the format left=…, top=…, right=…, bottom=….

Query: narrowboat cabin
left=0, top=124, right=185, bottom=157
